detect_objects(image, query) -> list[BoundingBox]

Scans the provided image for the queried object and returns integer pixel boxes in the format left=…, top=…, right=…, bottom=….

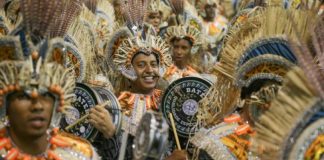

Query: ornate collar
left=118, top=89, right=162, bottom=111
left=0, top=128, right=70, bottom=160
left=0, top=128, right=94, bottom=160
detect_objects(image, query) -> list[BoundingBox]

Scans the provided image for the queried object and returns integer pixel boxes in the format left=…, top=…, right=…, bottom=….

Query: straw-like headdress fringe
left=216, top=7, right=316, bottom=79
left=250, top=68, right=319, bottom=159
left=197, top=72, right=241, bottom=127
left=288, top=14, right=324, bottom=98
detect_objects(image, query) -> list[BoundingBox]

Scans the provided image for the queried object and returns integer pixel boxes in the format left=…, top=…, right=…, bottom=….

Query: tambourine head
left=60, top=83, right=98, bottom=140
left=161, top=77, right=211, bottom=137
left=134, top=111, right=169, bottom=160
left=60, top=83, right=122, bottom=141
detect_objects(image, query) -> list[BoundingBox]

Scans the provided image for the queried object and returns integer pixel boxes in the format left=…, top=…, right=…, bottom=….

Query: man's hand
left=88, top=105, right=116, bottom=138
left=165, top=150, right=187, bottom=160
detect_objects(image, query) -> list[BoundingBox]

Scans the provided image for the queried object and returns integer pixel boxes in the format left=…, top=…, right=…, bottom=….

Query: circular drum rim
left=161, top=77, right=212, bottom=137
left=61, top=82, right=99, bottom=140
left=92, top=87, right=122, bottom=135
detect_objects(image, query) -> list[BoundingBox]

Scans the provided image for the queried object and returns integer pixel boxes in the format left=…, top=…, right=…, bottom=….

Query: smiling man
left=111, top=34, right=171, bottom=136
left=107, top=28, right=173, bottom=158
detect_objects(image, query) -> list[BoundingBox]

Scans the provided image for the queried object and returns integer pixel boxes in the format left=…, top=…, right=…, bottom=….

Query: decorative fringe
left=20, top=0, right=81, bottom=39
left=216, top=7, right=315, bottom=80
left=288, top=14, right=324, bottom=98
left=250, top=68, right=318, bottom=159
left=169, top=0, right=184, bottom=15
left=67, top=14, right=96, bottom=83
left=120, top=0, right=148, bottom=32
left=197, top=72, right=241, bottom=127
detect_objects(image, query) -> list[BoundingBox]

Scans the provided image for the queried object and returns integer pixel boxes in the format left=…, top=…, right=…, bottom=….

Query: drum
left=161, top=77, right=211, bottom=137
left=60, top=83, right=122, bottom=142
left=133, top=111, right=169, bottom=160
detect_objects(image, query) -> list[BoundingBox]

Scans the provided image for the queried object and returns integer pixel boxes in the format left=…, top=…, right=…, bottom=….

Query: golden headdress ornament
left=164, top=24, right=202, bottom=54
left=106, top=0, right=172, bottom=80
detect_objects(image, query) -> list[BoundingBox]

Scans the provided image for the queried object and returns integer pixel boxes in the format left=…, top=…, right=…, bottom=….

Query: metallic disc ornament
left=133, top=111, right=169, bottom=160
left=60, top=83, right=122, bottom=141
left=161, top=77, right=212, bottom=137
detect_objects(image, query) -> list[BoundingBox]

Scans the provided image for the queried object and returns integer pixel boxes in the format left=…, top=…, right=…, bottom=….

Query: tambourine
left=60, top=83, right=122, bottom=142
left=161, top=77, right=212, bottom=137
left=133, top=111, right=169, bottom=160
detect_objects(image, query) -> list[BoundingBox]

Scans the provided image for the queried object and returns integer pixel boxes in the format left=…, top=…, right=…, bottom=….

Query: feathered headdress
left=195, top=0, right=217, bottom=17
left=196, top=7, right=317, bottom=128
left=250, top=12, right=324, bottom=160
left=216, top=7, right=316, bottom=87
left=147, top=0, right=161, bottom=13
left=0, top=0, right=82, bottom=129
left=20, top=0, right=81, bottom=40
left=250, top=68, right=323, bottom=159
left=111, top=34, right=172, bottom=80
left=106, top=0, right=172, bottom=80
left=164, top=25, right=202, bottom=53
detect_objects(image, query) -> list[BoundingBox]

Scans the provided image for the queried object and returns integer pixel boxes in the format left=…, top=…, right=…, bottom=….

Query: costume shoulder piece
left=0, top=129, right=98, bottom=160
left=191, top=114, right=254, bottom=160
left=52, top=132, right=98, bottom=160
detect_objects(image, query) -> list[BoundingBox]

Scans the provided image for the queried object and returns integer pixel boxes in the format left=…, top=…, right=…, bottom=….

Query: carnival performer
left=196, top=0, right=228, bottom=49
left=58, top=2, right=123, bottom=159
left=106, top=1, right=189, bottom=159
left=163, top=25, right=202, bottom=83
left=0, top=0, right=100, bottom=159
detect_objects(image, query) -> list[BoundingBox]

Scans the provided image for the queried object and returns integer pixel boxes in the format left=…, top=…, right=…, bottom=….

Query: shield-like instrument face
left=161, top=77, right=211, bottom=137
left=61, top=83, right=97, bottom=140
left=60, top=83, right=121, bottom=141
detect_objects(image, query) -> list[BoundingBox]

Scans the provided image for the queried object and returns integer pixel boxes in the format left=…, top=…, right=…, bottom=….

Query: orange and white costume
left=118, top=89, right=162, bottom=135
left=163, top=64, right=201, bottom=83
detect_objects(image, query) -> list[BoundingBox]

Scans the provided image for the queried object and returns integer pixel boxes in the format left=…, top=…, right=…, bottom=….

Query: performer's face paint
left=7, top=91, right=54, bottom=138
left=132, top=53, right=160, bottom=94
left=204, top=4, right=216, bottom=21
left=146, top=12, right=162, bottom=30
left=172, top=38, right=192, bottom=67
